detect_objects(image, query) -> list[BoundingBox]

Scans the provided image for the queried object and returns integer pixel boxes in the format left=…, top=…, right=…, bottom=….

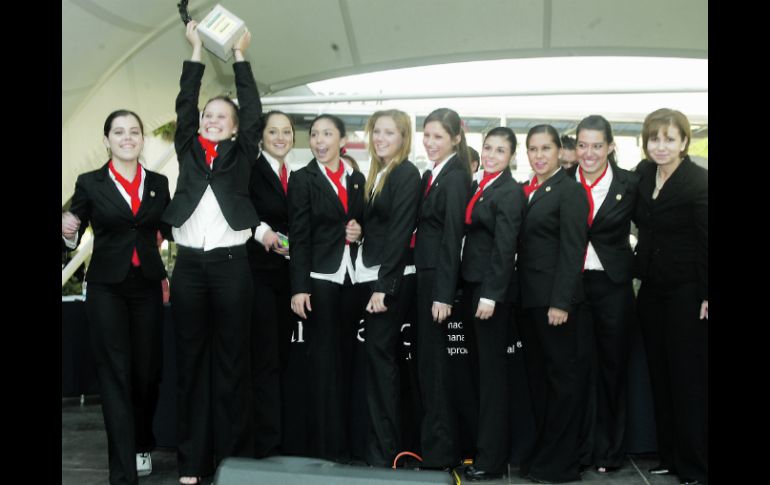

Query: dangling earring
left=106, top=147, right=112, bottom=158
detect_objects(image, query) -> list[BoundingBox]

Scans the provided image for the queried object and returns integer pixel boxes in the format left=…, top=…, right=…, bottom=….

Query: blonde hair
left=364, top=110, right=412, bottom=201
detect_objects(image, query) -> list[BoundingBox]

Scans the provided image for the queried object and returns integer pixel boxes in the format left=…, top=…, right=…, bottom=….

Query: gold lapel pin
left=545, top=186, right=551, bottom=192
left=616, top=194, right=622, bottom=200
left=150, top=190, right=156, bottom=197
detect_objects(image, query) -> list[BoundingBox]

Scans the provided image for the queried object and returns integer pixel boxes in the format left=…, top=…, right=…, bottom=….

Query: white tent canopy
left=62, top=0, right=707, bottom=206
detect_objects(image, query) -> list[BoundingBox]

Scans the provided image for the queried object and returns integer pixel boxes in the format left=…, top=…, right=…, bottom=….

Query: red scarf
left=325, top=161, right=349, bottom=246
left=523, top=176, right=541, bottom=198
left=578, top=163, right=609, bottom=227
left=198, top=135, right=218, bottom=166
left=325, top=162, right=348, bottom=213
left=108, top=160, right=142, bottom=266
left=465, top=171, right=500, bottom=224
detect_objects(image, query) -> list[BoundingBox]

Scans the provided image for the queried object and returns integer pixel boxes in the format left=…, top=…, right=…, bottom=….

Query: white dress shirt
left=171, top=155, right=251, bottom=250
left=575, top=164, right=613, bottom=271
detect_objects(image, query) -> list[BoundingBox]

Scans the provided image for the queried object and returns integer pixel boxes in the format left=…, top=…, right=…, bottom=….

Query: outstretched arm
left=186, top=20, right=203, bottom=62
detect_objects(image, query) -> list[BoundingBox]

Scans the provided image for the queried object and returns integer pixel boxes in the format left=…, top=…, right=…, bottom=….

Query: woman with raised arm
left=162, top=20, right=262, bottom=484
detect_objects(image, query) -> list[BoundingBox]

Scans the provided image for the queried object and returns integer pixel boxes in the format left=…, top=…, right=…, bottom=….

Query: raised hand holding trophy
left=177, top=1, right=247, bottom=62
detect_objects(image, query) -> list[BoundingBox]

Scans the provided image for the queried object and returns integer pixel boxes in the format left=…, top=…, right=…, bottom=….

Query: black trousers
left=577, top=270, right=634, bottom=468
left=638, top=282, right=707, bottom=483
left=415, top=269, right=460, bottom=468
left=519, top=304, right=588, bottom=483
left=462, top=281, right=512, bottom=474
left=362, top=275, right=416, bottom=467
left=250, top=267, right=292, bottom=457
left=171, top=245, right=254, bottom=477
left=86, top=267, right=163, bottom=485
left=304, top=276, right=361, bottom=461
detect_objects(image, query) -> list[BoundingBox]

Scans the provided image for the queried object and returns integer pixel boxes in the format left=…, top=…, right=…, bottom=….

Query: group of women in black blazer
left=63, top=35, right=707, bottom=482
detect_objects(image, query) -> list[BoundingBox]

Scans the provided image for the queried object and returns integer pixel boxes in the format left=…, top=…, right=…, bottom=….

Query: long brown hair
left=364, top=110, right=412, bottom=201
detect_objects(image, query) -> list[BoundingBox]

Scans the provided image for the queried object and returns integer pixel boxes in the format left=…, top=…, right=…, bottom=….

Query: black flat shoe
left=650, top=465, right=675, bottom=475
left=463, top=465, right=504, bottom=481
left=680, top=479, right=700, bottom=485
left=597, top=465, right=620, bottom=473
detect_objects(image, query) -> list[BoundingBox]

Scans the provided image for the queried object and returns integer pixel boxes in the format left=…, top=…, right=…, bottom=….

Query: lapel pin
left=479, top=197, right=484, bottom=202
left=150, top=190, right=156, bottom=197
left=545, top=186, right=551, bottom=192
left=616, top=194, right=622, bottom=200
left=353, top=184, right=359, bottom=189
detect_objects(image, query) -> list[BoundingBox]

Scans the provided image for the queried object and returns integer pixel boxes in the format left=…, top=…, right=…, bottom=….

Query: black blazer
left=246, top=153, right=290, bottom=271
left=67, top=162, right=171, bottom=284
left=633, top=157, right=708, bottom=301
left=162, top=61, right=262, bottom=231
left=361, top=160, right=421, bottom=296
left=517, top=169, right=589, bottom=311
left=288, top=160, right=365, bottom=295
left=566, top=162, right=639, bottom=284
left=461, top=170, right=526, bottom=303
left=414, top=154, right=472, bottom=304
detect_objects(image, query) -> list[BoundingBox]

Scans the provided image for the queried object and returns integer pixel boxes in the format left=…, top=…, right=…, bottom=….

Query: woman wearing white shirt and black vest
left=460, top=127, right=526, bottom=481
left=161, top=22, right=261, bottom=484
left=288, top=114, right=365, bottom=462
left=413, top=108, right=472, bottom=470
left=246, top=111, right=296, bottom=457
left=355, top=110, right=421, bottom=468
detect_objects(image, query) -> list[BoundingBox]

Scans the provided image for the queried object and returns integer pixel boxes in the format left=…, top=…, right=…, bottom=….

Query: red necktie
left=579, top=164, right=609, bottom=227
left=108, top=160, right=142, bottom=266
left=198, top=135, right=218, bottom=167
left=279, top=163, right=288, bottom=194
left=465, top=171, right=500, bottom=224
left=523, top=176, right=541, bottom=198
left=424, top=171, right=433, bottom=197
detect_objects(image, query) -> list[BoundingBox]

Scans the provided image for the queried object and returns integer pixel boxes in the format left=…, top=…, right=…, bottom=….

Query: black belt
left=177, top=244, right=248, bottom=262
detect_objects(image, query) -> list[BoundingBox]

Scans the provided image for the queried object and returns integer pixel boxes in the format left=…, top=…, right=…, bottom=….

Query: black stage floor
left=63, top=398, right=682, bottom=485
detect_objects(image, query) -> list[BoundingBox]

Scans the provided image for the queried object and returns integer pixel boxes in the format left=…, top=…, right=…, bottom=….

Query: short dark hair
left=560, top=134, right=576, bottom=150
